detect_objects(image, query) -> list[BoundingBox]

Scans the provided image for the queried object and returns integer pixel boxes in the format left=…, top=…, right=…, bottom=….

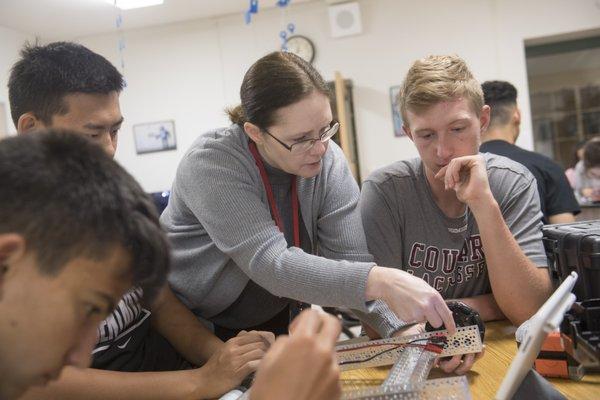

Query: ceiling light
left=104, top=0, right=164, bottom=10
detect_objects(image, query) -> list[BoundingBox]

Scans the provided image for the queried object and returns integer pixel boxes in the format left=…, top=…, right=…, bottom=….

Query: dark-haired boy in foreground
left=0, top=131, right=169, bottom=399
left=1, top=132, right=343, bottom=400
left=10, top=41, right=271, bottom=400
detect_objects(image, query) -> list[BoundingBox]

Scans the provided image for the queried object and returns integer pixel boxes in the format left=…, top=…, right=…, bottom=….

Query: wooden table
left=341, top=321, right=600, bottom=399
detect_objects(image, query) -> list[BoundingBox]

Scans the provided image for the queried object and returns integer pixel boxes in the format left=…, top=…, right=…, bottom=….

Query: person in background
left=566, top=139, right=587, bottom=189
left=480, top=80, right=580, bottom=224
left=360, top=55, right=553, bottom=374
left=574, top=137, right=600, bottom=204
left=0, top=131, right=169, bottom=399
left=10, top=41, right=271, bottom=400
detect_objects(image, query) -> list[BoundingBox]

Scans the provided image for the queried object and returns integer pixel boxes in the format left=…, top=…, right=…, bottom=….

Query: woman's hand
left=366, top=267, right=456, bottom=335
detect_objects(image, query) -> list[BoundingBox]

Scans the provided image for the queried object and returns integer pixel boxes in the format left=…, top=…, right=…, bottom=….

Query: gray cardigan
left=160, top=124, right=402, bottom=335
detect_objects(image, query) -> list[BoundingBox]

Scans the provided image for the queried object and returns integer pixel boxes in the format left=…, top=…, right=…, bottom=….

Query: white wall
left=3, top=0, right=600, bottom=191
left=0, top=25, right=32, bottom=136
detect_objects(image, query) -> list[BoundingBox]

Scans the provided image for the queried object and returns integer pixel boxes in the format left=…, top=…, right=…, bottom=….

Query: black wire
left=339, top=345, right=402, bottom=366
left=338, top=338, right=432, bottom=366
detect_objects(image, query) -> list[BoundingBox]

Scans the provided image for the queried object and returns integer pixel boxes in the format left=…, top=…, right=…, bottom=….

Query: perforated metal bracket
left=341, top=376, right=471, bottom=400
left=341, top=379, right=385, bottom=386
left=336, top=325, right=482, bottom=371
left=382, top=346, right=437, bottom=390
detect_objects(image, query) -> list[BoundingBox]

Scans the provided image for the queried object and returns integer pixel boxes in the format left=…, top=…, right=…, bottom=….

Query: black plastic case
left=542, top=220, right=600, bottom=301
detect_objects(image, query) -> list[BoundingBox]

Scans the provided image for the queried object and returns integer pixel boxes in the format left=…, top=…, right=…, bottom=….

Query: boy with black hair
left=0, top=130, right=169, bottom=399
left=480, top=80, right=579, bottom=223
left=9, top=41, right=125, bottom=157
left=10, top=41, right=272, bottom=400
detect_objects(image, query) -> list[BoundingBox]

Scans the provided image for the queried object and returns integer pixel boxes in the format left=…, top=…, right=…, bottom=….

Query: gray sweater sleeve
left=352, top=300, right=408, bottom=338
left=312, top=149, right=406, bottom=337
left=175, top=140, right=375, bottom=312
left=314, top=143, right=380, bottom=264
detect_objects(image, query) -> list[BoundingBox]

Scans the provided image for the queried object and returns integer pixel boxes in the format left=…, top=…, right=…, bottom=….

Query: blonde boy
left=361, top=55, right=552, bottom=374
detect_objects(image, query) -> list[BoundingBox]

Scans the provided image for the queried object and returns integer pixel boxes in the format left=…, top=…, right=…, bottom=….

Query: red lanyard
left=249, top=141, right=300, bottom=247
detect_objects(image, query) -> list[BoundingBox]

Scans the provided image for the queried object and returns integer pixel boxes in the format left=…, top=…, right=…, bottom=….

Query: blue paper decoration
left=245, top=0, right=259, bottom=24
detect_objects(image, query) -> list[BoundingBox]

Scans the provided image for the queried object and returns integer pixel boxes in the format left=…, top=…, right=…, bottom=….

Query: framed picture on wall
left=389, top=85, right=404, bottom=137
left=133, top=120, right=177, bottom=154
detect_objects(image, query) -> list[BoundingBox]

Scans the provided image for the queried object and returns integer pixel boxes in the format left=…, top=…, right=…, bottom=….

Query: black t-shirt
left=480, top=140, right=580, bottom=223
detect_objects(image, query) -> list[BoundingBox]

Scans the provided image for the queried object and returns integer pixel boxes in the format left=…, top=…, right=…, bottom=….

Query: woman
left=160, top=52, right=454, bottom=340
left=565, top=139, right=586, bottom=188
left=574, top=137, right=600, bottom=204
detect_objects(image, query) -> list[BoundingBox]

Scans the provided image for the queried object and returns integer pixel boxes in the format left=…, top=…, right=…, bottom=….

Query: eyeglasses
left=262, top=121, right=340, bottom=155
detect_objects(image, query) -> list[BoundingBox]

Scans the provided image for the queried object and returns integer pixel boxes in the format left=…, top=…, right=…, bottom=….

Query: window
left=526, top=35, right=600, bottom=168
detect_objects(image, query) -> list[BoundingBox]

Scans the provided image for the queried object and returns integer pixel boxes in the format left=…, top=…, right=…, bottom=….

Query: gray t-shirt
left=360, top=153, right=548, bottom=301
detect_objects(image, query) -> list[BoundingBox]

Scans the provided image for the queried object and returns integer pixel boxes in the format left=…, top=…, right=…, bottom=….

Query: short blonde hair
left=399, top=55, right=484, bottom=126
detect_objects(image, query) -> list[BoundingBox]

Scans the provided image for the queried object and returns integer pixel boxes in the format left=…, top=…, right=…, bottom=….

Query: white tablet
left=495, top=272, right=577, bottom=400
